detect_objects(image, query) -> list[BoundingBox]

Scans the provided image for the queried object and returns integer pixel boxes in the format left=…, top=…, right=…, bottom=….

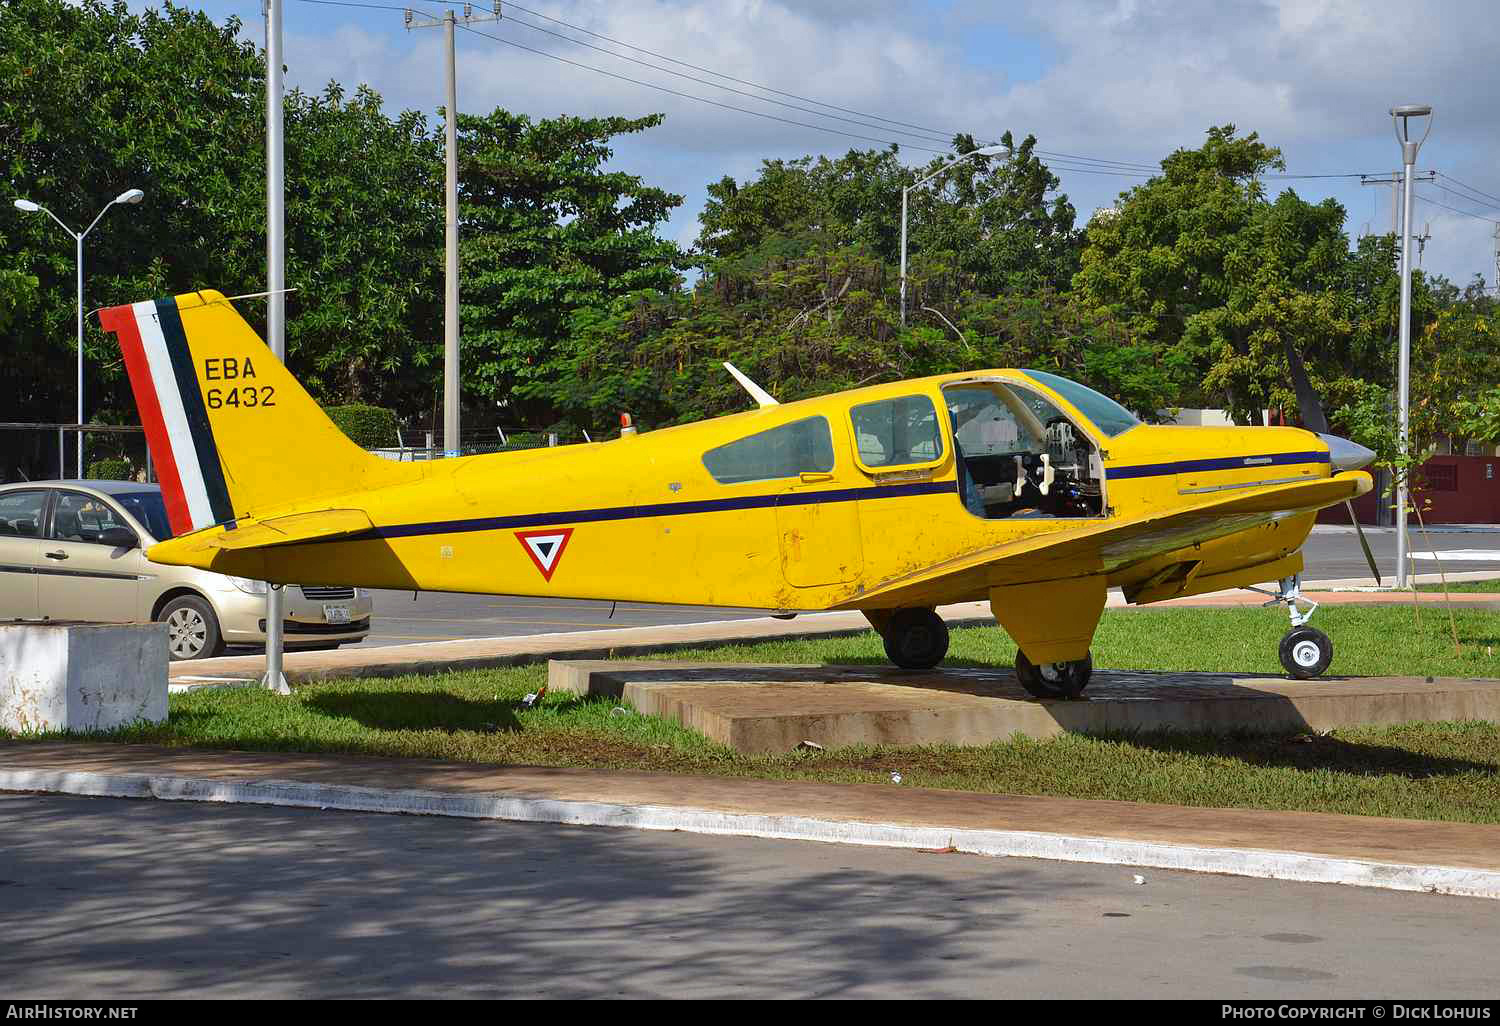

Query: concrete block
left=548, top=659, right=1500, bottom=754
left=1, top=623, right=168, bottom=734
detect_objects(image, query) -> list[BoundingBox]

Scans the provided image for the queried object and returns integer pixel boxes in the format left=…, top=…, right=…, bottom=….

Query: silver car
left=0, top=480, right=374, bottom=659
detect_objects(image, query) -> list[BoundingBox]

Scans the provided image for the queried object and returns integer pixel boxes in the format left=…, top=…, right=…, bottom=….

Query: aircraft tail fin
left=99, top=290, right=416, bottom=537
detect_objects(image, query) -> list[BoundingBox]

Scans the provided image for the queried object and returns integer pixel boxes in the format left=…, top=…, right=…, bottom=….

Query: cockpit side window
left=702, top=416, right=835, bottom=484
left=849, top=395, right=944, bottom=469
left=948, top=386, right=1040, bottom=458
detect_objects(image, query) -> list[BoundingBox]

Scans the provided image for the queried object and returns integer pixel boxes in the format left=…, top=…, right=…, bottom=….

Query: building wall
left=1318, top=455, right=1500, bottom=525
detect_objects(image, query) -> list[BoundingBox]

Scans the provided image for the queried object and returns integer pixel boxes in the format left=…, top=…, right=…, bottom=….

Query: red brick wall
left=1317, top=455, right=1500, bottom=525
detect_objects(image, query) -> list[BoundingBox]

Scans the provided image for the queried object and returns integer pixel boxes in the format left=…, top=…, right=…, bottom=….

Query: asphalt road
left=1302, top=525, right=1500, bottom=582
left=1, top=793, right=1495, bottom=999
left=343, top=526, right=1500, bottom=649
left=356, top=592, right=769, bottom=647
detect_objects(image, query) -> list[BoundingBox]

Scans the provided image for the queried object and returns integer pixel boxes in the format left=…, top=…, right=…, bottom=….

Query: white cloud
left=263, top=0, right=1500, bottom=282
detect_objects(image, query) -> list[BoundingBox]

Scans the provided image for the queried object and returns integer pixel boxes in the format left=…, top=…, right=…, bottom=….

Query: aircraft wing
left=146, top=508, right=374, bottom=565
left=842, top=471, right=1373, bottom=609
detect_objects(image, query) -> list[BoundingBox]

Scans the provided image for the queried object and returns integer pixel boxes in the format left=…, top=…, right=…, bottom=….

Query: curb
left=170, top=612, right=1000, bottom=685
left=6, top=767, right=1498, bottom=900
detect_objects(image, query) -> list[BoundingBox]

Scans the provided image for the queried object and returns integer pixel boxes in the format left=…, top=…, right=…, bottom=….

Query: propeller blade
left=1346, top=500, right=1382, bottom=587
left=1284, top=339, right=1329, bottom=434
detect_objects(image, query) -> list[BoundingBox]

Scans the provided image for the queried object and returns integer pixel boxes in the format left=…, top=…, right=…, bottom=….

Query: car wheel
left=159, top=595, right=225, bottom=661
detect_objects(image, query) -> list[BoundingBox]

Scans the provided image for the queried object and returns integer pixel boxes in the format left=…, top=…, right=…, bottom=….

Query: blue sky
left=187, top=0, right=1500, bottom=288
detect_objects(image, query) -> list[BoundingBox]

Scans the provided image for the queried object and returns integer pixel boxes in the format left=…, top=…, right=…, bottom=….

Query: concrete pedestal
left=1, top=622, right=168, bottom=734
left=551, top=659, right=1500, bottom=754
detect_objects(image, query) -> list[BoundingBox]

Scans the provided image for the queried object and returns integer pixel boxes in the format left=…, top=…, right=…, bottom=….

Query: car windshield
left=113, top=490, right=173, bottom=541
left=1022, top=369, right=1141, bottom=437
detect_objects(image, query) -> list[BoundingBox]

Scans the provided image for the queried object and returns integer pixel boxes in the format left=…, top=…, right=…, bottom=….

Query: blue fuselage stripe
left=342, top=479, right=957, bottom=543
left=1105, top=451, right=1329, bottom=481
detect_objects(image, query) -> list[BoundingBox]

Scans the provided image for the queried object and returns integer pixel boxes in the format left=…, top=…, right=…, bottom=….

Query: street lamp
left=1390, top=104, right=1432, bottom=589
left=13, top=188, right=146, bottom=478
left=900, top=144, right=1010, bottom=327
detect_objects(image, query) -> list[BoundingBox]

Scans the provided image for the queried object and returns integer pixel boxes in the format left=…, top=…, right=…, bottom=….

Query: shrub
left=323, top=404, right=399, bottom=448
left=87, top=457, right=134, bottom=481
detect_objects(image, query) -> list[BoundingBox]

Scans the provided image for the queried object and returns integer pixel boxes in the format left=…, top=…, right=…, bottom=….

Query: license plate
left=323, top=604, right=351, bottom=624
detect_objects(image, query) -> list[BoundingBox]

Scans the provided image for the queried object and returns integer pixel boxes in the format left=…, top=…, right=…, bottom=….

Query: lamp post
left=1390, top=104, right=1432, bottom=589
left=13, top=189, right=146, bottom=478
left=900, top=144, right=1009, bottom=327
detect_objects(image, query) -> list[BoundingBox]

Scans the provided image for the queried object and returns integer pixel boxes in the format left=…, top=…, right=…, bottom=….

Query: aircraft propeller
left=1284, top=340, right=1382, bottom=586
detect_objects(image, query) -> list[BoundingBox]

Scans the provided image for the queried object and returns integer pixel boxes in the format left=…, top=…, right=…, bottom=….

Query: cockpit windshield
left=1022, top=370, right=1141, bottom=437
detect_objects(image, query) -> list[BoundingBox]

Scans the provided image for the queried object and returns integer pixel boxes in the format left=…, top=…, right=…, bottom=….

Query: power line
left=502, top=0, right=966, bottom=140
left=498, top=9, right=957, bottom=147
left=1035, top=150, right=1158, bottom=173
left=1415, top=191, right=1500, bottom=226
left=294, top=0, right=432, bottom=12
left=1433, top=173, right=1500, bottom=214
left=1270, top=172, right=1387, bottom=180
left=453, top=21, right=954, bottom=154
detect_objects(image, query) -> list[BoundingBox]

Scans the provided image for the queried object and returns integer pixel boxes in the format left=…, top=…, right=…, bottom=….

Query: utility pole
left=1414, top=222, right=1432, bottom=267
left=405, top=2, right=500, bottom=457
left=1359, top=167, right=1432, bottom=532
left=262, top=0, right=289, bottom=694
left=1360, top=171, right=1401, bottom=238
left=1390, top=105, right=1433, bottom=591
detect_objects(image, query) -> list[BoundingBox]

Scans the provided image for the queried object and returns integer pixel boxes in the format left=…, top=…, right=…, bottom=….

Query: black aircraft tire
left=882, top=609, right=950, bottom=670
left=1279, top=626, right=1333, bottom=679
left=1015, top=650, right=1093, bottom=699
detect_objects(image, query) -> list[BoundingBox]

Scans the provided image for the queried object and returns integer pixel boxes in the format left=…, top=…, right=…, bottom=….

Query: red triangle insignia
left=515, top=527, right=574, bottom=582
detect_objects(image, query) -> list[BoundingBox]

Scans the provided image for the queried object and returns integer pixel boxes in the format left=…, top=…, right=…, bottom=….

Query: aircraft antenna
left=723, top=362, right=779, bottom=408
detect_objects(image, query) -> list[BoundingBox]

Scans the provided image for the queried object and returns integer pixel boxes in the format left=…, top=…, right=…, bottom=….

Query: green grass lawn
left=7, top=604, right=1500, bottom=823
left=1417, top=577, right=1500, bottom=593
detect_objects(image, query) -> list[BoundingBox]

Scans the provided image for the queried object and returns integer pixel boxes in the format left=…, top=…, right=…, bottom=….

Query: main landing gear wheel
left=882, top=609, right=950, bottom=670
left=1015, top=650, right=1093, bottom=699
left=1279, top=626, right=1333, bottom=679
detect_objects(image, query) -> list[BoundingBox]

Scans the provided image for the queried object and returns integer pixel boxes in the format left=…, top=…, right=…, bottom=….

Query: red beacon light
left=620, top=412, right=637, bottom=437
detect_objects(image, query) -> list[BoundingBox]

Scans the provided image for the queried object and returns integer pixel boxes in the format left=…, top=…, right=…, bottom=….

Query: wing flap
left=842, top=471, right=1372, bottom=608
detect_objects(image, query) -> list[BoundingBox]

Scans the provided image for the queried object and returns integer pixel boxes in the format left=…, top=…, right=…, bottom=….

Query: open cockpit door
left=942, top=378, right=1106, bottom=520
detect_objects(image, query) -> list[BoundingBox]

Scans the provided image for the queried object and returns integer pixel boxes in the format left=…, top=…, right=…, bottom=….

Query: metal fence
left=0, top=423, right=154, bottom=484
left=372, top=425, right=593, bottom=461
left=0, top=421, right=591, bottom=483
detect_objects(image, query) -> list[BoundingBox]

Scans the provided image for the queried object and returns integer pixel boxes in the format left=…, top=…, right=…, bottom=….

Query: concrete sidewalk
left=3, top=740, right=1498, bottom=899
left=172, top=574, right=1500, bottom=686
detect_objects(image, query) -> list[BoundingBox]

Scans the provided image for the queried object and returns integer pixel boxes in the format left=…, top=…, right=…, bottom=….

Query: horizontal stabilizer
left=209, top=509, right=374, bottom=550
left=145, top=508, right=373, bottom=566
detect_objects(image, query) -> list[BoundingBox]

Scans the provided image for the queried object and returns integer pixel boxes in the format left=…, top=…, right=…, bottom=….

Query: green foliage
left=456, top=109, right=685, bottom=421
left=322, top=403, right=398, bottom=448
left=2, top=0, right=266, bottom=425
left=282, top=84, right=444, bottom=409
left=86, top=456, right=132, bottom=480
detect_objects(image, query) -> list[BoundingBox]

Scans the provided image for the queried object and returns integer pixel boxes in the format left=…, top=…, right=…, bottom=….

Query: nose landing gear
left=1249, top=574, right=1334, bottom=679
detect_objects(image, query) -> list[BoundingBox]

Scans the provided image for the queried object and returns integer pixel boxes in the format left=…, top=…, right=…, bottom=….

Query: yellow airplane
left=100, top=290, right=1376, bottom=696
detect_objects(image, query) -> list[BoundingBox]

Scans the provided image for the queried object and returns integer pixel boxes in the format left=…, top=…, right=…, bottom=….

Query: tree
left=282, top=83, right=444, bottom=411
left=1, top=0, right=266, bottom=427
left=0, top=0, right=451, bottom=436
left=1075, top=125, right=1421, bottom=426
left=455, top=110, right=685, bottom=425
